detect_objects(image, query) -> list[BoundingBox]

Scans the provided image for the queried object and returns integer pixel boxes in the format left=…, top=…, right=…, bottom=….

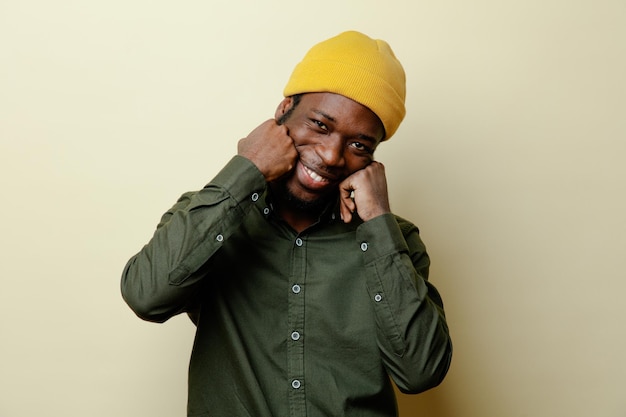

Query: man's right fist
left=237, top=119, right=298, bottom=182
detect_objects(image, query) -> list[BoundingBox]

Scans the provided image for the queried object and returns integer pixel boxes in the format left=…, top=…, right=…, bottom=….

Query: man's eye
left=351, top=142, right=370, bottom=152
left=312, top=119, right=328, bottom=131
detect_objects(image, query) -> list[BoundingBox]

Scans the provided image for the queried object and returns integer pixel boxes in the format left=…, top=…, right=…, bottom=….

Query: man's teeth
left=305, top=166, right=326, bottom=183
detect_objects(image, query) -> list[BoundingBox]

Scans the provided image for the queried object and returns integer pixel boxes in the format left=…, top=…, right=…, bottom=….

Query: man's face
left=274, top=92, right=385, bottom=209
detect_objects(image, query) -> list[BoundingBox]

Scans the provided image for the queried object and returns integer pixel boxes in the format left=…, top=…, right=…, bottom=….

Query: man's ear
left=275, top=96, right=294, bottom=120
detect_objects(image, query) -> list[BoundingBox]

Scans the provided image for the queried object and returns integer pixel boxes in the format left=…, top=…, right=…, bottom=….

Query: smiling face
left=272, top=92, right=385, bottom=213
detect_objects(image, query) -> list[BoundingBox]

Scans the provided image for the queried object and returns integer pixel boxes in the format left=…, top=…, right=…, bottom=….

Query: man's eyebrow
left=312, top=109, right=335, bottom=123
left=357, top=133, right=377, bottom=144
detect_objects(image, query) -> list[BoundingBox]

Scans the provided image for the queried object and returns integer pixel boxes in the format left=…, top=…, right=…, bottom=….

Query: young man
left=121, top=31, right=452, bottom=417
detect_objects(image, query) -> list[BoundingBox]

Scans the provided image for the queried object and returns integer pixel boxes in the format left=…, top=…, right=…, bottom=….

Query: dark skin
left=238, top=92, right=391, bottom=232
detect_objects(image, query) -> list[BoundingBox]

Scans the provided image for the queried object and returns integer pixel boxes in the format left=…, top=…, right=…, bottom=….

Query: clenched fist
left=339, top=161, right=391, bottom=223
left=238, top=119, right=298, bottom=182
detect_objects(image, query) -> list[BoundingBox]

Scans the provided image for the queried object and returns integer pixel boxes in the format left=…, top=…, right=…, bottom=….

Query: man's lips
left=296, top=161, right=339, bottom=191
left=303, top=165, right=330, bottom=183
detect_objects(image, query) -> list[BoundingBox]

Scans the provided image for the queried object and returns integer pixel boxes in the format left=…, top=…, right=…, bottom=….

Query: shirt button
left=292, top=284, right=301, bottom=294
left=291, top=379, right=301, bottom=389
left=251, top=192, right=259, bottom=202
left=374, top=293, right=383, bottom=302
left=291, top=331, right=301, bottom=341
left=295, top=238, right=303, bottom=247
left=216, top=234, right=224, bottom=242
left=360, top=242, right=368, bottom=252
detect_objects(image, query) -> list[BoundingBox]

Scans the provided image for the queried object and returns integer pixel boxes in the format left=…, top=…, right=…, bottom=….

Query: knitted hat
left=283, top=31, right=406, bottom=140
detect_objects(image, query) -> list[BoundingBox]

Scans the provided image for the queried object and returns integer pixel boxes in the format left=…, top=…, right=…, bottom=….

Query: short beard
left=273, top=179, right=335, bottom=215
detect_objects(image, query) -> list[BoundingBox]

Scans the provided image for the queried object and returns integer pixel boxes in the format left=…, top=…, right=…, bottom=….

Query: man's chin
left=287, top=190, right=332, bottom=213
left=275, top=181, right=334, bottom=213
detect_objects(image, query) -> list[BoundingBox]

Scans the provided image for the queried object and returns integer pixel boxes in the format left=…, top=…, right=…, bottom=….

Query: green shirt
left=121, top=156, right=452, bottom=417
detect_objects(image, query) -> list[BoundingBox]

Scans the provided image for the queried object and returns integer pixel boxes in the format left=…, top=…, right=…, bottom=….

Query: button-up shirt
left=121, top=156, right=452, bottom=417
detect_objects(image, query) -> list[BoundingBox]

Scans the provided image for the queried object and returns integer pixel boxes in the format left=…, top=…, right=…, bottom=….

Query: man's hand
left=339, top=161, right=391, bottom=223
left=238, top=119, right=298, bottom=182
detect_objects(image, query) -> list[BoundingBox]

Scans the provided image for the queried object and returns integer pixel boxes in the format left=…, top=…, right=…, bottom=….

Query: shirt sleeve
left=356, top=213, right=453, bottom=394
left=120, top=155, right=266, bottom=323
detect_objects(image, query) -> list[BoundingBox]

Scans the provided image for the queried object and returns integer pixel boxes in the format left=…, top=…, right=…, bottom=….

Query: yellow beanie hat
left=283, top=31, right=406, bottom=140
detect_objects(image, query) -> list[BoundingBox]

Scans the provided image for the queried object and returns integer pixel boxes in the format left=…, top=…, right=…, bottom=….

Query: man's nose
left=316, top=136, right=345, bottom=168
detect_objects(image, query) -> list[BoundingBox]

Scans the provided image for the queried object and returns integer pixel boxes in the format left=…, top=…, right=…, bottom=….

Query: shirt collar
left=261, top=188, right=342, bottom=226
